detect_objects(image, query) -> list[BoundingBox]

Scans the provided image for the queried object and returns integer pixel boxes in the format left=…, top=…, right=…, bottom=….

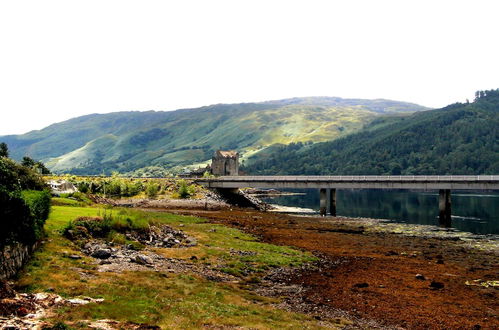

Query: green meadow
left=17, top=205, right=347, bottom=329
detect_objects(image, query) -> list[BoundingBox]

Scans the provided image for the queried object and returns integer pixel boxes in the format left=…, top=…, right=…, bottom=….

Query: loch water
left=261, top=189, right=499, bottom=235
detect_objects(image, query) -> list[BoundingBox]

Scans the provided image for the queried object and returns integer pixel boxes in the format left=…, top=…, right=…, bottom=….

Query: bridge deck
left=196, top=175, right=499, bottom=190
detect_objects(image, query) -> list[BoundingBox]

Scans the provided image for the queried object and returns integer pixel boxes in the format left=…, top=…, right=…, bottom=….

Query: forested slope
left=244, top=90, right=499, bottom=175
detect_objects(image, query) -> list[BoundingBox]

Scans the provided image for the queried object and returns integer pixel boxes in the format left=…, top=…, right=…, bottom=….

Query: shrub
left=64, top=216, right=110, bottom=239
left=105, top=179, right=122, bottom=197
left=177, top=179, right=196, bottom=199
left=145, top=182, right=160, bottom=198
left=0, top=188, right=33, bottom=246
left=64, top=211, right=149, bottom=243
left=124, top=180, right=143, bottom=197
left=21, top=190, right=51, bottom=222
left=66, top=191, right=92, bottom=205
left=0, top=158, right=47, bottom=191
left=0, top=157, right=51, bottom=247
left=0, top=188, right=51, bottom=246
left=76, top=181, right=89, bottom=193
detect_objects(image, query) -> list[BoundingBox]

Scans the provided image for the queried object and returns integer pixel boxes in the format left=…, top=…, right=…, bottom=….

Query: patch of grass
left=51, top=197, right=84, bottom=207
left=135, top=210, right=317, bottom=276
left=46, top=271, right=330, bottom=329
left=17, top=206, right=332, bottom=328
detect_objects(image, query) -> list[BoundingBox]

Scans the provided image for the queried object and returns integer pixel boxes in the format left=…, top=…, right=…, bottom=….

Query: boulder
left=91, top=249, right=112, bottom=259
left=134, top=254, right=153, bottom=265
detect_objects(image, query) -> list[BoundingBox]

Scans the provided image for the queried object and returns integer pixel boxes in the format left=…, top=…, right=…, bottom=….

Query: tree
left=0, top=142, right=8, bottom=158
left=22, top=156, right=36, bottom=168
left=34, top=161, right=51, bottom=175
left=21, top=156, right=51, bottom=174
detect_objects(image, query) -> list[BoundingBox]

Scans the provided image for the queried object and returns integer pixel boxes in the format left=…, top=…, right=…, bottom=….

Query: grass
left=15, top=206, right=338, bottom=329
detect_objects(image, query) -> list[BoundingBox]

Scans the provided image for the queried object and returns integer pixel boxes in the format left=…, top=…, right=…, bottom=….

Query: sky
left=1, top=0, right=498, bottom=135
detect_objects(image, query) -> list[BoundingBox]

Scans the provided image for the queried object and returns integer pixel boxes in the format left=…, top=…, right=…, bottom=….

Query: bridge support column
left=319, top=188, right=327, bottom=216
left=329, top=189, right=336, bottom=216
left=438, top=189, right=451, bottom=227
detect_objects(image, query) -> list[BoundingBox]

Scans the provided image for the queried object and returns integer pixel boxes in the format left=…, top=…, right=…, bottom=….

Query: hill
left=244, top=90, right=499, bottom=175
left=0, top=97, right=427, bottom=175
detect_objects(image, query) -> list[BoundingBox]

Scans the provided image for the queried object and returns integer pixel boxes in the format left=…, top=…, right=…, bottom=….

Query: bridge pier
left=438, top=189, right=452, bottom=227
left=319, top=188, right=337, bottom=216
left=329, top=188, right=336, bottom=216
left=319, top=188, right=327, bottom=216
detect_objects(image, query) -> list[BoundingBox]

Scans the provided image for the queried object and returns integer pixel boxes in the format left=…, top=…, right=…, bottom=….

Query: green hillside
left=244, top=90, right=499, bottom=175
left=0, top=97, right=427, bottom=175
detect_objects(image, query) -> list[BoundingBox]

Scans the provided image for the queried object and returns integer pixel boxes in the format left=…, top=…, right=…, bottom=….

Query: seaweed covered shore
left=166, top=207, right=498, bottom=329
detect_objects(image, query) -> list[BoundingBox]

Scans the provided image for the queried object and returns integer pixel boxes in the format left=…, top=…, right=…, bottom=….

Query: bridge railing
left=199, top=175, right=499, bottom=182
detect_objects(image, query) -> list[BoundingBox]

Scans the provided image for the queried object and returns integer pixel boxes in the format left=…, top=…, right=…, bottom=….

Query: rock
left=99, top=260, right=112, bottom=265
left=91, top=249, right=112, bottom=259
left=68, top=254, right=82, bottom=260
left=429, top=281, right=444, bottom=290
left=0, top=280, right=16, bottom=299
left=353, top=282, right=369, bottom=288
left=134, top=254, right=153, bottom=265
left=186, top=237, right=197, bottom=246
left=415, top=274, right=426, bottom=280
left=67, top=298, right=91, bottom=305
left=84, top=243, right=93, bottom=250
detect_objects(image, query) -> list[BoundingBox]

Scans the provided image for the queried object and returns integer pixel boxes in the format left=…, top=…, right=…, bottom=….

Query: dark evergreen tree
left=0, top=142, right=8, bottom=158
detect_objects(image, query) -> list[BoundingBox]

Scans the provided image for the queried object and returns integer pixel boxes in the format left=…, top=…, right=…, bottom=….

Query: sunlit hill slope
left=1, top=97, right=428, bottom=175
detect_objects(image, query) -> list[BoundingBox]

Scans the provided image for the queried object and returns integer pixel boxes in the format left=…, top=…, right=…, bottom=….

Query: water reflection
left=261, top=189, right=499, bottom=235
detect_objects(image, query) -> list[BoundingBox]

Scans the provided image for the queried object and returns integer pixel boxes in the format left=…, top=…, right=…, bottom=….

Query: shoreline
left=93, top=196, right=499, bottom=248
left=165, top=206, right=498, bottom=329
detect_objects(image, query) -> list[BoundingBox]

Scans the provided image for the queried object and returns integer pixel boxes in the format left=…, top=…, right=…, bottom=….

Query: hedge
left=0, top=188, right=51, bottom=247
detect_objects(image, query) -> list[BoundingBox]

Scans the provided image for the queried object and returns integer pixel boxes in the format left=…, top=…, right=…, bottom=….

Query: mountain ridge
left=1, top=96, right=429, bottom=175
left=243, top=91, right=499, bottom=175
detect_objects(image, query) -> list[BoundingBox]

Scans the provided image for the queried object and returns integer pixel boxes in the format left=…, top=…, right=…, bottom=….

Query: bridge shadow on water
left=261, top=189, right=499, bottom=235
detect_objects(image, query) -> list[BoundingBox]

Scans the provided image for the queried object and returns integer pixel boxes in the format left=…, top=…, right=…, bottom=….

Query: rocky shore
left=167, top=206, right=498, bottom=329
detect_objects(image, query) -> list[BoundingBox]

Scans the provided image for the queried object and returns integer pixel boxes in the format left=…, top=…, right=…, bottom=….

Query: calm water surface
left=261, top=189, right=499, bottom=235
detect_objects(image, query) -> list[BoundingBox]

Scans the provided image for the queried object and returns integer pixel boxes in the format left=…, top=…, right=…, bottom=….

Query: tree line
left=243, top=90, right=499, bottom=175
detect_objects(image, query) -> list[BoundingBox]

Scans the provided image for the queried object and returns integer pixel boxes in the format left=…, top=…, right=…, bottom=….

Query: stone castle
left=211, top=150, right=239, bottom=176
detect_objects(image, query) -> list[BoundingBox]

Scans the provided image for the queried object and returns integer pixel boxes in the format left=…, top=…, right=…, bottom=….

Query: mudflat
left=164, top=207, right=498, bottom=329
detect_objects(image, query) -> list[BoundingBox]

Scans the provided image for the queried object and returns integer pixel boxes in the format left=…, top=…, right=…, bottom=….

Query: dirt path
left=161, top=208, right=498, bottom=329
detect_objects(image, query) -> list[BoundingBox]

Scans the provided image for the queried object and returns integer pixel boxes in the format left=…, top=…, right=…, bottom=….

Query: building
left=47, top=180, right=77, bottom=196
left=178, top=165, right=211, bottom=178
left=211, top=150, right=239, bottom=176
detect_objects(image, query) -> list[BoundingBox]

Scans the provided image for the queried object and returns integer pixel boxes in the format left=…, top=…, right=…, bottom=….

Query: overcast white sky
left=1, top=0, right=498, bottom=135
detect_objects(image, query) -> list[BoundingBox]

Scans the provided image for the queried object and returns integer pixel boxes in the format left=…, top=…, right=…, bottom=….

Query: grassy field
left=16, top=205, right=345, bottom=329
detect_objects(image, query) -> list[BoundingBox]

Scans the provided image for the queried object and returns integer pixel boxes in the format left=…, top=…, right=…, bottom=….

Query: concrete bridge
left=196, top=175, right=499, bottom=226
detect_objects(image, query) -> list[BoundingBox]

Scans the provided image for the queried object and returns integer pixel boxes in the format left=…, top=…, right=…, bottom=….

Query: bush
left=21, top=190, right=51, bottom=223
left=76, top=181, right=89, bottom=193
left=0, top=158, right=47, bottom=191
left=0, top=157, right=51, bottom=247
left=21, top=190, right=51, bottom=242
left=145, top=182, right=160, bottom=198
left=176, top=179, right=196, bottom=199
left=0, top=188, right=51, bottom=246
left=64, top=210, right=149, bottom=243
left=64, top=216, right=110, bottom=239
left=0, top=188, right=33, bottom=246
left=60, top=191, right=92, bottom=205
